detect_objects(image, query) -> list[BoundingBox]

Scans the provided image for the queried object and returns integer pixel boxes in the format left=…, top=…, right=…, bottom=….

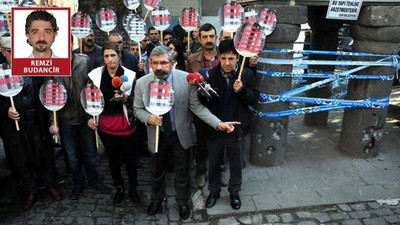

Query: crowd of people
left=0, top=9, right=260, bottom=220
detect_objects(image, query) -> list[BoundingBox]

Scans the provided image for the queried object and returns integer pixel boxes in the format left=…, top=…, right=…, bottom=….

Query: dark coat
left=49, top=53, right=92, bottom=125
left=0, top=76, right=51, bottom=144
left=199, top=63, right=259, bottom=138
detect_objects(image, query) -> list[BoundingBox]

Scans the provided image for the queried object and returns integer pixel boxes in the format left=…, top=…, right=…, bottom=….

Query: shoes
left=220, top=170, right=229, bottom=187
left=55, top=177, right=66, bottom=185
left=195, top=173, right=206, bottom=188
left=205, top=193, right=220, bottom=208
left=23, top=194, right=35, bottom=210
left=54, top=176, right=66, bottom=185
left=69, top=187, right=82, bottom=200
left=113, top=186, right=124, bottom=204
left=179, top=204, right=191, bottom=220
left=230, top=193, right=241, bottom=210
left=147, top=201, right=162, bottom=215
left=128, top=187, right=140, bottom=204
left=89, top=182, right=111, bottom=194
left=48, top=187, right=62, bottom=201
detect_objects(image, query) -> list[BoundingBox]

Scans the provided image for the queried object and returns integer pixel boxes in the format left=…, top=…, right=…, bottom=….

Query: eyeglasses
left=151, top=61, right=170, bottom=66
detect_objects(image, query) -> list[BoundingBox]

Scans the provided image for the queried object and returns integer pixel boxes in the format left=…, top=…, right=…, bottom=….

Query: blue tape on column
left=262, top=48, right=399, bottom=58
left=251, top=50, right=398, bottom=118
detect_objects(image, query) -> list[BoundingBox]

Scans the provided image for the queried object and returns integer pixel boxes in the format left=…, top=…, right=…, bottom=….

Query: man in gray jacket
left=49, top=38, right=109, bottom=200
left=134, top=46, right=239, bottom=220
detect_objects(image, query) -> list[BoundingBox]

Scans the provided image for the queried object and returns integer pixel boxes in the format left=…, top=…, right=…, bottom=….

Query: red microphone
left=186, top=72, right=200, bottom=85
left=192, top=72, right=219, bottom=98
left=186, top=73, right=211, bottom=99
left=112, top=76, right=122, bottom=88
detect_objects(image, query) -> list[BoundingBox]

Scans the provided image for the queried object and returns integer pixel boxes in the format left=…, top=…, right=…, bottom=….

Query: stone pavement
left=0, top=89, right=399, bottom=225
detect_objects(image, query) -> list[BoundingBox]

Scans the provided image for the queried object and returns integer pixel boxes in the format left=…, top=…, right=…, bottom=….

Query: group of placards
left=0, top=0, right=278, bottom=151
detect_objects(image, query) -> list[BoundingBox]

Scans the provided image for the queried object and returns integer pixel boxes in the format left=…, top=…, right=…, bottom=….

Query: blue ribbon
left=251, top=51, right=398, bottom=118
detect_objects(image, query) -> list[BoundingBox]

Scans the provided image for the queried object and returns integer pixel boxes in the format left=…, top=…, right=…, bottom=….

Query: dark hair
left=199, top=23, right=216, bottom=37
left=25, top=10, right=59, bottom=35
left=102, top=41, right=121, bottom=67
left=148, top=27, right=157, bottom=33
left=163, top=30, right=175, bottom=39
left=167, top=39, right=185, bottom=71
left=218, top=39, right=238, bottom=56
left=102, top=41, right=121, bottom=57
left=129, top=42, right=138, bottom=47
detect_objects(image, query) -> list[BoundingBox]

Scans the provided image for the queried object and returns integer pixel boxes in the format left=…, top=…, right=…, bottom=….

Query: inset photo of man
left=11, top=7, right=71, bottom=76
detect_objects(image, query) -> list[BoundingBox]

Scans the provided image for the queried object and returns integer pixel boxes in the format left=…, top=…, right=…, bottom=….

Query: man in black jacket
left=49, top=37, right=109, bottom=200
left=1, top=35, right=62, bottom=210
left=199, top=39, right=259, bottom=210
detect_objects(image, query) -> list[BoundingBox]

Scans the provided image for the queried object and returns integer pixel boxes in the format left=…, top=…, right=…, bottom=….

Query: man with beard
left=25, top=10, right=58, bottom=58
left=133, top=46, right=239, bottom=220
left=186, top=23, right=221, bottom=189
left=73, top=29, right=102, bottom=68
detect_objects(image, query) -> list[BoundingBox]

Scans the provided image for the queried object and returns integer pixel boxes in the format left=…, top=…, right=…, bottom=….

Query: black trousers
left=207, top=135, right=242, bottom=195
left=193, top=116, right=208, bottom=175
left=99, top=131, right=137, bottom=188
left=151, top=132, right=190, bottom=206
left=14, top=124, right=55, bottom=194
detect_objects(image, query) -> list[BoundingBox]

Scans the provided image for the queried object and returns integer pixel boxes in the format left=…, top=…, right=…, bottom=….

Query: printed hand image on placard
left=143, top=79, right=174, bottom=116
left=218, top=1, right=243, bottom=33
left=39, top=80, right=67, bottom=111
left=96, top=7, right=117, bottom=32
left=0, top=73, right=23, bottom=97
left=258, top=8, right=277, bottom=36
left=179, top=7, right=200, bottom=32
left=150, top=6, right=171, bottom=31
left=234, top=22, right=265, bottom=58
left=71, top=12, right=92, bottom=39
left=126, top=14, right=146, bottom=42
left=80, top=82, right=104, bottom=116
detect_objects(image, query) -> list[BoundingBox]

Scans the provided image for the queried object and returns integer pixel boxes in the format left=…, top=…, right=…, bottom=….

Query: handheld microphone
left=186, top=73, right=211, bottom=99
left=111, top=76, right=122, bottom=88
left=120, top=75, right=128, bottom=83
left=120, top=82, right=132, bottom=92
left=194, top=73, right=220, bottom=98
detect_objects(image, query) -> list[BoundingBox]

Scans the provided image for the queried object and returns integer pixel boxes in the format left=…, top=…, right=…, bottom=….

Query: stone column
left=339, top=6, right=400, bottom=157
left=303, top=6, right=344, bottom=127
left=250, top=5, right=307, bottom=167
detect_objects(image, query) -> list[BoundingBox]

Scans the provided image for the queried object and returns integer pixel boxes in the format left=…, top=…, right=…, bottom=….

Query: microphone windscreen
left=186, top=73, right=199, bottom=86
left=196, top=72, right=205, bottom=83
left=120, top=82, right=132, bottom=92
left=112, top=76, right=122, bottom=88
left=120, top=75, right=128, bottom=83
